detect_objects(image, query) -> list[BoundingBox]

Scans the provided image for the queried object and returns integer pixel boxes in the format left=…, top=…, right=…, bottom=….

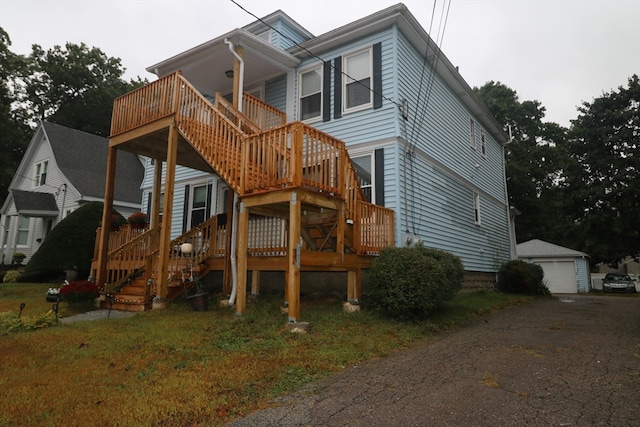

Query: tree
left=0, top=27, right=147, bottom=201
left=22, top=42, right=146, bottom=136
left=0, top=28, right=31, bottom=204
left=474, top=82, right=571, bottom=244
left=566, top=75, right=640, bottom=265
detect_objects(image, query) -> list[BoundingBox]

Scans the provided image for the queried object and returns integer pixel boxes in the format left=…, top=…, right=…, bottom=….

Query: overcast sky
left=1, top=0, right=638, bottom=127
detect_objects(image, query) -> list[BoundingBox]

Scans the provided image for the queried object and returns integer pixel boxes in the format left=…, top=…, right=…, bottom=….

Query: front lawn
left=0, top=283, right=530, bottom=426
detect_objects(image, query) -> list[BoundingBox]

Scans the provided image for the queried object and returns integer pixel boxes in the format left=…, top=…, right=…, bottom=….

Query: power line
left=230, top=0, right=402, bottom=110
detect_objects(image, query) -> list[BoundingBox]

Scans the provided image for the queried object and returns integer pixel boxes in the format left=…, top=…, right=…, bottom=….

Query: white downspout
left=224, top=38, right=244, bottom=307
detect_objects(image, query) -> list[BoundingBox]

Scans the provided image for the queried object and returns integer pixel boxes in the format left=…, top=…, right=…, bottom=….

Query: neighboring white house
left=517, top=239, right=591, bottom=294
left=0, top=121, right=144, bottom=265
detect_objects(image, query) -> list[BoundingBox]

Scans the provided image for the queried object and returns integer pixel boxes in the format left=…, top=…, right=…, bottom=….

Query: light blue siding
left=265, top=75, right=287, bottom=112
left=271, top=21, right=310, bottom=50
left=576, top=257, right=590, bottom=292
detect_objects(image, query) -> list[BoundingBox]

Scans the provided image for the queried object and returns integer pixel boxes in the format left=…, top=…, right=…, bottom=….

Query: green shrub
left=366, top=245, right=464, bottom=321
left=2, top=270, right=21, bottom=284
left=25, top=202, right=124, bottom=278
left=0, top=310, right=59, bottom=335
left=497, top=260, right=550, bottom=295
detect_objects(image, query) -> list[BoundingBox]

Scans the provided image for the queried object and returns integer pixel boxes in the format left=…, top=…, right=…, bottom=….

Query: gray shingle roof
left=517, top=239, right=588, bottom=258
left=12, top=189, right=59, bottom=216
left=42, top=121, right=144, bottom=204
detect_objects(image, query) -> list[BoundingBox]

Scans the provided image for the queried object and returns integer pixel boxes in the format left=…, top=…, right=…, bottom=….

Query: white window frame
left=34, top=160, right=48, bottom=188
left=297, top=64, right=323, bottom=122
left=188, top=183, right=208, bottom=228
left=350, top=150, right=376, bottom=204
left=469, top=118, right=476, bottom=150
left=481, top=130, right=486, bottom=157
left=473, top=192, right=481, bottom=225
left=17, top=216, right=30, bottom=246
left=343, top=47, right=373, bottom=114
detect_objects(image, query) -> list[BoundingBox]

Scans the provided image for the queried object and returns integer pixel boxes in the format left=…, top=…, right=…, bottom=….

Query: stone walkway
left=60, top=309, right=137, bottom=323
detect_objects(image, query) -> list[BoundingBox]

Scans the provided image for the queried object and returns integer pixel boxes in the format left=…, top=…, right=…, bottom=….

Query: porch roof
left=146, top=28, right=300, bottom=98
left=12, top=190, right=59, bottom=217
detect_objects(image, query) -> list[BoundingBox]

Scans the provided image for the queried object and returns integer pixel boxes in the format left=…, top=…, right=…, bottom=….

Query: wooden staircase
left=93, top=71, right=395, bottom=313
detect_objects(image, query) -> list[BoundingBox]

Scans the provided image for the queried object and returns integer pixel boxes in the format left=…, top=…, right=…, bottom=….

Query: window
left=343, top=48, right=372, bottom=112
left=469, top=119, right=476, bottom=149
left=299, top=65, right=322, bottom=121
left=481, top=130, right=486, bottom=157
left=35, top=161, right=48, bottom=187
left=17, top=216, right=30, bottom=245
left=189, top=185, right=207, bottom=228
left=473, top=192, right=481, bottom=225
left=352, top=155, right=373, bottom=203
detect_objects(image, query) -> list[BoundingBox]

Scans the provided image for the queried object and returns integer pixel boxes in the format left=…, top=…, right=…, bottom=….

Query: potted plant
left=12, top=252, right=26, bottom=265
left=127, top=211, right=148, bottom=229
left=185, top=274, right=209, bottom=312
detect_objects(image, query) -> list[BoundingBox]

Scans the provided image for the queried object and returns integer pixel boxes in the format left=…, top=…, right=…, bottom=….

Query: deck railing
left=354, top=200, right=396, bottom=255
left=107, top=71, right=395, bottom=260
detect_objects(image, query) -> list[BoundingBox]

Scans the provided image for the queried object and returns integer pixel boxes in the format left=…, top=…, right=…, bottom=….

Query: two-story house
left=93, top=3, right=513, bottom=321
left=1, top=121, right=144, bottom=265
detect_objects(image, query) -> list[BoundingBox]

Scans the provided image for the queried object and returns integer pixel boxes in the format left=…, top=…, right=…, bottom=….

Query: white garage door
left=537, top=260, right=577, bottom=294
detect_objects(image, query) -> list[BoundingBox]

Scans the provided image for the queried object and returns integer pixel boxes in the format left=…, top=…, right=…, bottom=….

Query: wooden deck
left=92, top=71, right=395, bottom=319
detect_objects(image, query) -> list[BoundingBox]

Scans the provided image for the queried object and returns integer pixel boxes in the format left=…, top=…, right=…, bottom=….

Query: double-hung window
left=35, top=160, right=48, bottom=187
left=343, top=48, right=372, bottom=112
left=299, top=65, right=322, bottom=121
left=469, top=118, right=476, bottom=149
left=189, top=185, right=207, bottom=228
left=352, top=155, right=373, bottom=203
left=17, top=216, right=30, bottom=245
left=480, top=130, right=486, bottom=157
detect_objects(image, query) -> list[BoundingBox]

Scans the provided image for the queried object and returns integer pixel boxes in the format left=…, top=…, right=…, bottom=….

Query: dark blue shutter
left=206, top=183, right=213, bottom=219
left=323, top=61, right=331, bottom=122
left=333, top=56, right=342, bottom=119
left=375, top=148, right=385, bottom=206
left=373, top=42, right=382, bottom=109
left=182, top=185, right=189, bottom=233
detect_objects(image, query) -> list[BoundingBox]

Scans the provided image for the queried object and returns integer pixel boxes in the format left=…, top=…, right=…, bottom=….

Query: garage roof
left=517, top=239, right=588, bottom=258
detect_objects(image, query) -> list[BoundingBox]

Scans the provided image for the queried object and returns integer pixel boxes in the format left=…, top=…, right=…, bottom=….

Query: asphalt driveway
left=227, top=295, right=639, bottom=426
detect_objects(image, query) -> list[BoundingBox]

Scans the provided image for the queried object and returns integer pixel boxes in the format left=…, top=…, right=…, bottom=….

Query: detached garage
left=517, top=239, right=591, bottom=294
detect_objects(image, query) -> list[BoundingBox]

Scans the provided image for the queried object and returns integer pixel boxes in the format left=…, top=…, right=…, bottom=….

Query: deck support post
left=286, top=191, right=302, bottom=322
left=235, top=201, right=249, bottom=316
left=251, top=270, right=260, bottom=296
left=347, top=268, right=362, bottom=303
left=155, top=124, right=178, bottom=300
left=96, top=145, right=117, bottom=287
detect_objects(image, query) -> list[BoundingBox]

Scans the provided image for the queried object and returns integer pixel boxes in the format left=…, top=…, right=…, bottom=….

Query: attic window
left=481, top=130, right=486, bottom=157
left=35, top=160, right=48, bottom=187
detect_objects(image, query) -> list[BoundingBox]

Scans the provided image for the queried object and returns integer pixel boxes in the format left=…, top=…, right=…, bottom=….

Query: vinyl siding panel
left=576, top=257, right=590, bottom=292
left=265, top=75, right=287, bottom=112
left=271, top=21, right=309, bottom=50
left=395, top=33, right=506, bottom=202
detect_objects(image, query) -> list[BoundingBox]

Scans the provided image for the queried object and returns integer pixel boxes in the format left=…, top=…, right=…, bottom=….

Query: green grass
left=0, top=283, right=530, bottom=426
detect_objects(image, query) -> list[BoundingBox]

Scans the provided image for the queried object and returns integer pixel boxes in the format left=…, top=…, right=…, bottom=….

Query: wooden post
left=347, top=268, right=362, bottom=303
left=96, top=145, right=117, bottom=286
left=156, top=125, right=178, bottom=299
left=222, top=192, right=234, bottom=294
left=235, top=201, right=249, bottom=316
left=151, top=160, right=162, bottom=228
left=286, top=191, right=302, bottom=322
left=251, top=270, right=261, bottom=296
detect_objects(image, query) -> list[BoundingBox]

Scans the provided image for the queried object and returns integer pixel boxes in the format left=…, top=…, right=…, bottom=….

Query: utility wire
left=230, top=0, right=401, bottom=110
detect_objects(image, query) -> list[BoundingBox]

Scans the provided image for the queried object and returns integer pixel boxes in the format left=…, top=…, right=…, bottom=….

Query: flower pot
left=187, top=293, right=209, bottom=312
